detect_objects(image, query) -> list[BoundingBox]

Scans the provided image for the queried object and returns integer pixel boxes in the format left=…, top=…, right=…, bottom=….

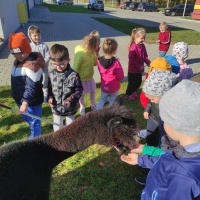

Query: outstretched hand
left=120, top=152, right=138, bottom=165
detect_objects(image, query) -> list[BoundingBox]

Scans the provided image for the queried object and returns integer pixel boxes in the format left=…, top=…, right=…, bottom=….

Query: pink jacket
left=98, top=57, right=124, bottom=94
left=128, top=43, right=151, bottom=73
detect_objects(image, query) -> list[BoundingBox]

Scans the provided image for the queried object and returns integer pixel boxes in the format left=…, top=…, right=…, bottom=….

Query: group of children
left=7, top=22, right=199, bottom=199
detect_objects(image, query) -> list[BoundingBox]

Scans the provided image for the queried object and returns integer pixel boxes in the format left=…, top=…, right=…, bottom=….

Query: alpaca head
left=105, top=105, right=140, bottom=155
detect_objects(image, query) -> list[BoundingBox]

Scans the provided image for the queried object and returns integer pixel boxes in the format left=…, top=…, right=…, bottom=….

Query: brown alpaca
left=0, top=105, right=139, bottom=200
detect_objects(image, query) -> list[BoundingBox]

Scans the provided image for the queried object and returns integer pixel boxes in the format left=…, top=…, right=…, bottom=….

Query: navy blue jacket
left=11, top=52, right=45, bottom=105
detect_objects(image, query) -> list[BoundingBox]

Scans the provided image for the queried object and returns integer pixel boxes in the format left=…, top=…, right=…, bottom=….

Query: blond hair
left=159, top=21, right=168, bottom=30
left=28, top=25, right=41, bottom=35
left=102, top=38, right=118, bottom=55
left=82, top=30, right=100, bottom=52
left=129, top=28, right=146, bottom=49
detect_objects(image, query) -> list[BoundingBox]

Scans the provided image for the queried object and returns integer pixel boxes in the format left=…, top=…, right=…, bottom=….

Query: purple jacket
left=128, top=43, right=151, bottom=73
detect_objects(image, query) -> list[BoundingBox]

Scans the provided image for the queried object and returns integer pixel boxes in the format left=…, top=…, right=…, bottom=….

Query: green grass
left=0, top=82, right=147, bottom=200
left=92, top=17, right=200, bottom=45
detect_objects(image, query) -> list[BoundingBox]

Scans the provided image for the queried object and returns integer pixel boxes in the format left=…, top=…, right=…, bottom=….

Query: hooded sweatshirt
left=73, top=45, right=97, bottom=81
left=98, top=56, right=124, bottom=93
left=28, top=26, right=50, bottom=67
left=158, top=28, right=171, bottom=52
left=11, top=52, right=45, bottom=105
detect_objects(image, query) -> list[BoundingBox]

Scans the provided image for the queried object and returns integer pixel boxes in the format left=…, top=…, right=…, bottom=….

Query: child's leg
left=138, top=118, right=158, bottom=138
left=108, top=91, right=118, bottom=105
left=42, top=65, right=49, bottom=102
left=134, top=73, right=142, bottom=92
left=90, top=91, right=96, bottom=109
left=97, top=91, right=108, bottom=110
left=19, top=104, right=42, bottom=139
left=53, top=114, right=63, bottom=132
left=65, top=115, right=75, bottom=125
left=126, top=73, right=135, bottom=96
left=79, top=95, right=85, bottom=109
left=159, top=51, right=167, bottom=57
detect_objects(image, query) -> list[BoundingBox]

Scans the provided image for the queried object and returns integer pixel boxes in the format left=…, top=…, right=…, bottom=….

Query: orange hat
left=8, top=32, right=31, bottom=54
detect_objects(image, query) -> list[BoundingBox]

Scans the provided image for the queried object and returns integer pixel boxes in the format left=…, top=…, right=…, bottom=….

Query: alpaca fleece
left=0, top=105, right=139, bottom=200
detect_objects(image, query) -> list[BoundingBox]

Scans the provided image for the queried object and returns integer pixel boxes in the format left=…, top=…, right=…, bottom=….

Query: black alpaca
left=0, top=105, right=139, bottom=200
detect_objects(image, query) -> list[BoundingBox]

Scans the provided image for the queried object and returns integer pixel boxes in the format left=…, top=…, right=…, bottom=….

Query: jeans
left=17, top=104, right=42, bottom=139
left=159, top=51, right=167, bottom=57
left=97, top=91, right=118, bottom=110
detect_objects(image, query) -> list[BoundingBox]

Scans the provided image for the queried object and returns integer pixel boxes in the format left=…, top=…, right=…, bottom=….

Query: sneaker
left=135, top=176, right=146, bottom=185
left=138, top=129, right=153, bottom=138
left=80, top=108, right=85, bottom=116
left=126, top=92, right=138, bottom=100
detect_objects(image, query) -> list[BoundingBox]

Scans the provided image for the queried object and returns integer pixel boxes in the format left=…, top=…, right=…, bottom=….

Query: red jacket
left=158, top=28, right=171, bottom=52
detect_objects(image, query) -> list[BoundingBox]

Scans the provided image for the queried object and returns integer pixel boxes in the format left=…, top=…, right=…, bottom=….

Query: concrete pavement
left=0, top=5, right=199, bottom=86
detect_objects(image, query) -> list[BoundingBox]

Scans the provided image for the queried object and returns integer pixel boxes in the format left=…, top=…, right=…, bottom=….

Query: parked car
left=120, top=1, right=132, bottom=10
left=129, top=2, right=140, bottom=11
left=88, top=0, right=104, bottom=11
left=137, top=2, right=158, bottom=12
left=164, top=4, right=194, bottom=16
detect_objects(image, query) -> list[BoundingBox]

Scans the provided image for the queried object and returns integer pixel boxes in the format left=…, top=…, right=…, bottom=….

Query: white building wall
left=0, top=0, right=28, bottom=41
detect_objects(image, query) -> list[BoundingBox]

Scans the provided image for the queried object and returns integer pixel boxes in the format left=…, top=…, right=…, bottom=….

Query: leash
left=0, top=103, right=62, bottom=127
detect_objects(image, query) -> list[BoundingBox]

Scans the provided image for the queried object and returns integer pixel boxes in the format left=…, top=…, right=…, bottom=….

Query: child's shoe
left=91, top=105, right=97, bottom=111
left=80, top=108, right=85, bottom=116
left=138, top=129, right=152, bottom=138
left=126, top=92, right=138, bottom=100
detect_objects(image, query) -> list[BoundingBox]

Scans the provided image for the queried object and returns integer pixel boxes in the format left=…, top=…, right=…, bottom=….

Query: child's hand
left=143, top=111, right=149, bottom=119
left=131, top=144, right=144, bottom=154
left=157, top=40, right=160, bottom=43
left=120, top=153, right=138, bottom=165
left=48, top=98, right=54, bottom=107
left=20, top=101, right=28, bottom=113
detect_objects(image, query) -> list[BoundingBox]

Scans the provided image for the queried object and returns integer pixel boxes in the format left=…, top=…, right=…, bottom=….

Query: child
left=48, top=44, right=83, bottom=131
left=97, top=38, right=124, bottom=110
left=139, top=69, right=177, bottom=147
left=172, top=41, right=193, bottom=81
left=139, top=57, right=172, bottom=108
left=126, top=28, right=151, bottom=100
left=73, top=30, right=100, bottom=115
left=157, top=21, right=171, bottom=57
left=28, top=25, right=50, bottom=102
left=121, top=80, right=200, bottom=199
left=8, top=32, right=45, bottom=139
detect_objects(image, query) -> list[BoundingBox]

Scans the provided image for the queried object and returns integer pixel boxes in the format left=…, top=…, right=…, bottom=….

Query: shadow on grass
left=50, top=148, right=145, bottom=200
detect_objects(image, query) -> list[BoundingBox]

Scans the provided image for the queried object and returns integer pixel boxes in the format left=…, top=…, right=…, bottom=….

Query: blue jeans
left=17, top=104, right=42, bottom=139
left=97, top=91, right=118, bottom=110
left=159, top=51, right=167, bottom=57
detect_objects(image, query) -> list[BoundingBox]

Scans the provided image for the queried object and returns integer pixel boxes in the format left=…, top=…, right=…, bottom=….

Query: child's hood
left=27, top=25, right=43, bottom=45
left=98, top=56, right=116, bottom=69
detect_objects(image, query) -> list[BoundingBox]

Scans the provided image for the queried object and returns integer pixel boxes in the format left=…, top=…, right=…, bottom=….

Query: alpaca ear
left=107, top=117, right=123, bottom=133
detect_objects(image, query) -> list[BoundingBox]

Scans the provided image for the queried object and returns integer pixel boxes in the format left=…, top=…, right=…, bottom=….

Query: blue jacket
left=139, top=151, right=200, bottom=200
left=11, top=52, right=45, bottom=105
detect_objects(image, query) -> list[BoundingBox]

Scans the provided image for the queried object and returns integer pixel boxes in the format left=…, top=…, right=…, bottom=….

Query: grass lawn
left=0, top=82, right=147, bottom=200
left=92, top=17, right=200, bottom=45
left=43, top=3, right=200, bottom=45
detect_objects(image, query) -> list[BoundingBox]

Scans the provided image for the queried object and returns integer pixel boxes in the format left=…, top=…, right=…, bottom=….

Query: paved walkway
left=0, top=5, right=200, bottom=86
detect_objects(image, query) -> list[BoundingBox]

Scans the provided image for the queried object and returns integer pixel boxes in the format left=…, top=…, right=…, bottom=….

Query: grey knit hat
left=142, top=70, right=177, bottom=97
left=172, top=41, right=188, bottom=60
left=159, top=80, right=200, bottom=137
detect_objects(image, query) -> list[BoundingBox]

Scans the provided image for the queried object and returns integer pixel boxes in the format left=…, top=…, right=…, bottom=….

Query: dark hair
left=50, top=44, right=69, bottom=62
